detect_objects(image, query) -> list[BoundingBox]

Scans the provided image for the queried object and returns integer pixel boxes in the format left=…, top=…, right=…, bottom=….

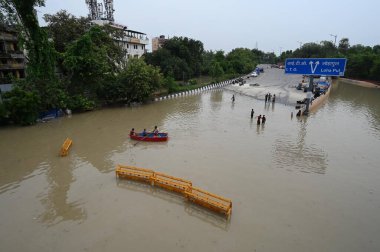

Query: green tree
left=369, top=57, right=380, bottom=80
left=63, top=26, right=123, bottom=101
left=145, top=36, right=204, bottom=80
left=226, top=48, right=257, bottom=74
left=293, top=43, right=324, bottom=58
left=116, top=58, right=162, bottom=103
left=338, top=38, right=350, bottom=53
left=43, top=10, right=91, bottom=53
left=2, top=86, right=41, bottom=125
left=209, top=61, right=224, bottom=80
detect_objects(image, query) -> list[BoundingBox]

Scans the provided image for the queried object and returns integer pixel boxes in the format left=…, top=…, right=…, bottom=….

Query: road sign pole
left=304, top=76, right=314, bottom=115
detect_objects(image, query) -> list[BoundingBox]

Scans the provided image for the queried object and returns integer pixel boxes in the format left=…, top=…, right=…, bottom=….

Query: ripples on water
left=0, top=81, right=380, bottom=252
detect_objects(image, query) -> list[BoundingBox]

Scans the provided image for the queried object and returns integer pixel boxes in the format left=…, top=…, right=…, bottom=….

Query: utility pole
left=329, top=34, right=337, bottom=46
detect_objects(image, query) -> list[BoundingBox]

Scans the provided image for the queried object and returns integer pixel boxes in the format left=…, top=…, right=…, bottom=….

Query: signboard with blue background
left=285, top=58, right=347, bottom=76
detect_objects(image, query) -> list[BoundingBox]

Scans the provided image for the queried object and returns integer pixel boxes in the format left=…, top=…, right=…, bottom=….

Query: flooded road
left=1, top=80, right=380, bottom=252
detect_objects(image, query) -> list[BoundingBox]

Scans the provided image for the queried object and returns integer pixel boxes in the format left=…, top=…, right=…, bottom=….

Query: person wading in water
left=257, top=115, right=262, bottom=125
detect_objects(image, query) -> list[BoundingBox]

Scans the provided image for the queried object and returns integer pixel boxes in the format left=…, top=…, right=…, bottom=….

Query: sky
left=37, top=0, right=380, bottom=54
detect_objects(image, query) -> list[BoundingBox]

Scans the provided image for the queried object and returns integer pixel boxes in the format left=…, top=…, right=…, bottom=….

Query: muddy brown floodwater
left=1, top=79, right=380, bottom=252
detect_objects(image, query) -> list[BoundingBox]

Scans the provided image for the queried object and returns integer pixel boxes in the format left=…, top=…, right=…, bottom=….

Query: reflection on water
left=273, top=116, right=328, bottom=174
left=210, top=90, right=223, bottom=112
left=38, top=157, right=87, bottom=226
left=116, top=179, right=230, bottom=230
left=332, top=80, right=380, bottom=139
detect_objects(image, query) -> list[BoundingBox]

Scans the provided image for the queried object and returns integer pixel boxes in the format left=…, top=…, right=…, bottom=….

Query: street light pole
left=329, top=34, right=337, bottom=46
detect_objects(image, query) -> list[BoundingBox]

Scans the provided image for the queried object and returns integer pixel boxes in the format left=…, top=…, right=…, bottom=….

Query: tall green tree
left=116, top=58, right=162, bottom=103
left=209, top=61, right=224, bottom=80
left=338, top=38, right=350, bottom=53
left=145, top=36, right=204, bottom=80
left=226, top=48, right=257, bottom=74
left=43, top=10, right=91, bottom=53
left=63, top=26, right=123, bottom=100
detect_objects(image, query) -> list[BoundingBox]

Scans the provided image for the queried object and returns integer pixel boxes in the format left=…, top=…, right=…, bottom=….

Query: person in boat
left=130, top=128, right=135, bottom=136
left=142, top=128, right=147, bottom=136
left=153, top=126, right=159, bottom=136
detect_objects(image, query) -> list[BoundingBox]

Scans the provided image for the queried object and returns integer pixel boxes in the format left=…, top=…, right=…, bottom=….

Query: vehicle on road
left=250, top=72, right=258, bottom=77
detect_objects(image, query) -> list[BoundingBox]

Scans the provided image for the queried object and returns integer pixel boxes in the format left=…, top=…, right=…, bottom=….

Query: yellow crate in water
left=60, top=138, right=72, bottom=157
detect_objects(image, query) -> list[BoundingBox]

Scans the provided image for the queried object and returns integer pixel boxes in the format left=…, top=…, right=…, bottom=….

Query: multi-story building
left=91, top=20, right=149, bottom=59
left=152, top=35, right=167, bottom=52
left=0, top=24, right=26, bottom=93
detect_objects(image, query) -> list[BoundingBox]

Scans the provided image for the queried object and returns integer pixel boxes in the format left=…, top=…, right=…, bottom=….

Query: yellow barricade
left=60, top=138, right=73, bottom=157
left=185, top=187, right=232, bottom=218
left=151, top=172, right=192, bottom=195
left=116, top=165, right=154, bottom=183
left=115, top=164, right=232, bottom=218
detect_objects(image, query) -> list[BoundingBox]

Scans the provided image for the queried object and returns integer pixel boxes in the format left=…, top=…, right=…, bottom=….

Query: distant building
left=85, top=1, right=148, bottom=60
left=0, top=24, right=26, bottom=93
left=152, top=35, right=167, bottom=52
left=91, top=20, right=148, bottom=60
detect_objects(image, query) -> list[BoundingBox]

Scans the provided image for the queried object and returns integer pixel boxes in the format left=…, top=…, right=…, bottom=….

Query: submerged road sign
left=285, top=58, right=347, bottom=76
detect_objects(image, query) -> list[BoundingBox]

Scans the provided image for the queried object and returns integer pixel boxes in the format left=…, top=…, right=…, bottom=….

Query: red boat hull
left=130, top=133, right=168, bottom=142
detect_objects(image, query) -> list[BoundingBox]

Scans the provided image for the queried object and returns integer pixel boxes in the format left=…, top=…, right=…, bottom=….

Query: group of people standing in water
left=265, top=93, right=276, bottom=103
left=256, top=114, right=266, bottom=125
left=233, top=95, right=269, bottom=125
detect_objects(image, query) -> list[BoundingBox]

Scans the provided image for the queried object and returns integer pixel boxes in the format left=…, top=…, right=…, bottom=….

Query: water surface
left=0, top=80, right=379, bottom=252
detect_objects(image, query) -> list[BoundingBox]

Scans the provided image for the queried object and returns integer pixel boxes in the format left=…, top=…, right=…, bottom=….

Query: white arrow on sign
left=309, top=61, right=319, bottom=74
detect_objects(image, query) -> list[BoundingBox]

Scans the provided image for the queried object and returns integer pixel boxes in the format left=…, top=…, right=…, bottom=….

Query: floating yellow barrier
left=115, top=164, right=232, bottom=218
left=60, top=138, right=73, bottom=157
left=151, top=172, right=192, bottom=195
left=184, top=187, right=232, bottom=217
left=116, top=165, right=154, bottom=183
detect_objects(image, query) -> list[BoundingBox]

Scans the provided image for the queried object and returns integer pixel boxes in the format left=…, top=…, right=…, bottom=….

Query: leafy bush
left=67, top=95, right=95, bottom=112
left=164, top=76, right=178, bottom=94
left=188, top=79, right=197, bottom=85
left=2, top=87, right=41, bottom=125
left=0, top=102, right=9, bottom=125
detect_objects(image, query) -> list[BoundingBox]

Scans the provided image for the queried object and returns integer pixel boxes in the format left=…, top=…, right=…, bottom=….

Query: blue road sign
left=285, top=58, right=347, bottom=76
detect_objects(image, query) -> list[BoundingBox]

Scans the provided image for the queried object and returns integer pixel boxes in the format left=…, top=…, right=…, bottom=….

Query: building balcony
left=0, top=51, right=25, bottom=59
left=0, top=34, right=18, bottom=42
left=124, top=36, right=149, bottom=45
left=0, top=63, right=25, bottom=70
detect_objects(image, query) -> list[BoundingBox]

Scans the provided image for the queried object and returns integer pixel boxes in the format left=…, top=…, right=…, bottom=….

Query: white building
left=91, top=20, right=149, bottom=59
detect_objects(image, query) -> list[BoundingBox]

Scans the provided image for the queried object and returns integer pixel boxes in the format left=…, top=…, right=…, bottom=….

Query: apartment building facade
left=0, top=25, right=26, bottom=93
